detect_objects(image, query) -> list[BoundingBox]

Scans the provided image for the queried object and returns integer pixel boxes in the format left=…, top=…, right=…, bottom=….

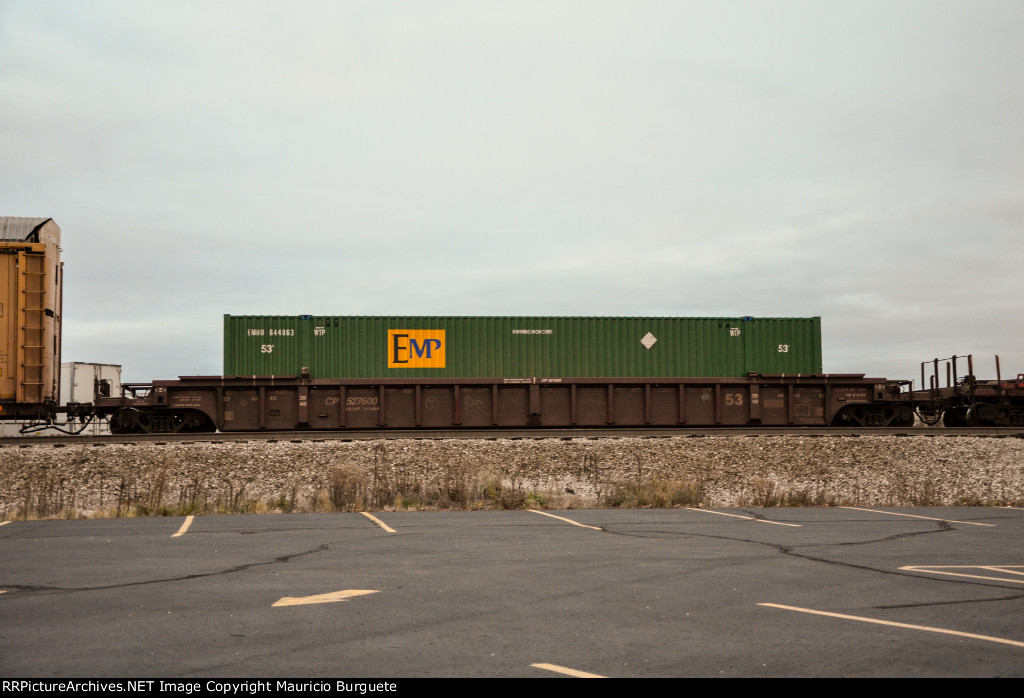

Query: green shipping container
left=224, top=316, right=822, bottom=379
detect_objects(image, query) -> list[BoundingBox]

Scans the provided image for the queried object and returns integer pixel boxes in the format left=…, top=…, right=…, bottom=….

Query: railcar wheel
left=942, top=406, right=968, bottom=427
left=830, top=405, right=859, bottom=426
left=108, top=408, right=216, bottom=434
left=109, top=408, right=142, bottom=434
left=893, top=406, right=915, bottom=427
left=967, top=404, right=1012, bottom=427
left=143, top=409, right=216, bottom=433
left=966, top=405, right=991, bottom=427
left=177, top=410, right=216, bottom=433
left=831, top=404, right=912, bottom=427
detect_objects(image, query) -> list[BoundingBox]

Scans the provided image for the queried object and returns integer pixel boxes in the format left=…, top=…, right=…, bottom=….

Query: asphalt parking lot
left=1, top=506, right=1022, bottom=677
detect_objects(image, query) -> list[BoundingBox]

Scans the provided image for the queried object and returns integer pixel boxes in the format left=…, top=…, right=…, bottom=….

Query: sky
left=2, top=1, right=1022, bottom=384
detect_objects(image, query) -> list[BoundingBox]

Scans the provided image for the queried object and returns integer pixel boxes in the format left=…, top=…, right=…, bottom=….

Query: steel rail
left=2, top=426, right=1022, bottom=447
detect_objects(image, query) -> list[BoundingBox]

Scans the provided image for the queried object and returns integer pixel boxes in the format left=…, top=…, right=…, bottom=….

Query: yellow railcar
left=0, top=217, right=62, bottom=418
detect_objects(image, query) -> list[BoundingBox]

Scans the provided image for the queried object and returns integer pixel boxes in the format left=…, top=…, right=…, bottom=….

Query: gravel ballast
left=1, top=436, right=1022, bottom=518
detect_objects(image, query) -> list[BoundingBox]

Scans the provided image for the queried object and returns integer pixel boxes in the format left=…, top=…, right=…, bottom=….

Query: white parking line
left=531, top=663, right=605, bottom=678
left=527, top=510, right=602, bottom=530
left=171, top=515, right=194, bottom=538
left=685, top=508, right=801, bottom=527
left=840, top=507, right=994, bottom=526
left=900, top=565, right=1024, bottom=584
left=361, top=512, right=396, bottom=533
left=759, top=603, right=1024, bottom=648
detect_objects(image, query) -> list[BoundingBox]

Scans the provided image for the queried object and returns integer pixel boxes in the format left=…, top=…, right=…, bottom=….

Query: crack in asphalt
left=4, top=515, right=1018, bottom=600
left=602, top=520, right=1023, bottom=591
left=0, top=542, right=334, bottom=595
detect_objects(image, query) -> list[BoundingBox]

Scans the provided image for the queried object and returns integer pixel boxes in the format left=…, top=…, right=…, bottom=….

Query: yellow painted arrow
left=272, top=590, right=379, bottom=607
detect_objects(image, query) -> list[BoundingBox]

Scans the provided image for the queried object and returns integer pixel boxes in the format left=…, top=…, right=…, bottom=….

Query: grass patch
left=604, top=478, right=703, bottom=508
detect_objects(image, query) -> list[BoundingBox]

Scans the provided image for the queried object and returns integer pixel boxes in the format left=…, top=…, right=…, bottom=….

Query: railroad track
left=2, top=426, right=1023, bottom=446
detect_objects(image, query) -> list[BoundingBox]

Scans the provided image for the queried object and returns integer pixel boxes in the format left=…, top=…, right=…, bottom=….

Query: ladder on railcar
left=17, top=252, right=47, bottom=404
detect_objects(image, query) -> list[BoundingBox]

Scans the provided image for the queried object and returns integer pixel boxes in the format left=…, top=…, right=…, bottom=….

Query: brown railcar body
left=98, top=374, right=915, bottom=434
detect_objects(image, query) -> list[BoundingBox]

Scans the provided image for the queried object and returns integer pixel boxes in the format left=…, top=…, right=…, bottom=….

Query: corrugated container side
left=224, top=315, right=822, bottom=379
left=744, top=317, right=822, bottom=375
left=223, top=316, right=304, bottom=376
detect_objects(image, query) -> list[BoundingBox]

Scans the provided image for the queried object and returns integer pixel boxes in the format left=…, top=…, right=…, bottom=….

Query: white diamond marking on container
left=640, top=332, right=657, bottom=350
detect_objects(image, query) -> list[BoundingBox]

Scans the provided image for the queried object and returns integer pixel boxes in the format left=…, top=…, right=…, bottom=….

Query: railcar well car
left=101, top=373, right=916, bottom=434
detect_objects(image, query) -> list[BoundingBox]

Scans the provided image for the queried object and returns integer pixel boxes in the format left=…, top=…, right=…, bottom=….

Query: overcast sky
left=2, top=1, right=1022, bottom=384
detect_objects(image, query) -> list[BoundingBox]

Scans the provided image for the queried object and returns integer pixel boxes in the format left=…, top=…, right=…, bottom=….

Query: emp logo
left=388, top=330, right=446, bottom=368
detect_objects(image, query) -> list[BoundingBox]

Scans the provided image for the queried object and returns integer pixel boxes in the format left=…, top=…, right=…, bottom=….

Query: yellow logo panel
left=388, top=330, right=446, bottom=368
